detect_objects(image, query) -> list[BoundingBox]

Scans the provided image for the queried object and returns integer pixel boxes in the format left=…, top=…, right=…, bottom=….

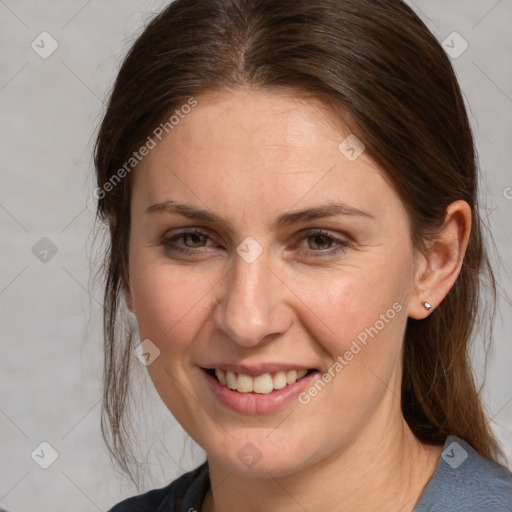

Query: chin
left=205, top=435, right=317, bottom=478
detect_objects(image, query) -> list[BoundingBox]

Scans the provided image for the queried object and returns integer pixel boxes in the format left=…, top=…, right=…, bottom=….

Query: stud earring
left=423, top=301, right=433, bottom=310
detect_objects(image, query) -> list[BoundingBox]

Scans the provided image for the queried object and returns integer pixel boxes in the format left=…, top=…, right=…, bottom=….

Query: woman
left=94, top=0, right=512, bottom=510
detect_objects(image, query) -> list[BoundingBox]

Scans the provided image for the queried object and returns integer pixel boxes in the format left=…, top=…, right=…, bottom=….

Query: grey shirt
left=107, top=435, right=512, bottom=511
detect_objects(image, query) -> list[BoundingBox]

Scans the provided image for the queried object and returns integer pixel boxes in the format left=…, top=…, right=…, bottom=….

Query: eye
left=159, top=228, right=215, bottom=254
left=297, top=229, right=351, bottom=257
left=158, top=227, right=351, bottom=259
left=179, top=232, right=208, bottom=248
left=307, top=232, right=335, bottom=250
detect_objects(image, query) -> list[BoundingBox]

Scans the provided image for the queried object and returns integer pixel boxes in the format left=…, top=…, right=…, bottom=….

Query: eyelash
left=159, top=228, right=351, bottom=258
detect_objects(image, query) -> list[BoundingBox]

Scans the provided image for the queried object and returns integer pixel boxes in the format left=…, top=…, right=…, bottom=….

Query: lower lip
left=201, top=368, right=319, bottom=415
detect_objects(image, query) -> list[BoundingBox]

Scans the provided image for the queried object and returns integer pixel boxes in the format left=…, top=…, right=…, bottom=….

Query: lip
left=201, top=366, right=319, bottom=415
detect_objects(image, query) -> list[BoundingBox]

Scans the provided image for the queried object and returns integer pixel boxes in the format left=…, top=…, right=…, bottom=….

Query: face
left=127, top=88, right=419, bottom=477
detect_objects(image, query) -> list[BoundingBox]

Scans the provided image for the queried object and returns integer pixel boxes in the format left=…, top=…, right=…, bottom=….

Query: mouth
left=204, top=368, right=316, bottom=394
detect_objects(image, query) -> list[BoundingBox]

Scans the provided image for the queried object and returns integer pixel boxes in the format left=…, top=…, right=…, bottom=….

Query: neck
left=202, top=396, right=443, bottom=512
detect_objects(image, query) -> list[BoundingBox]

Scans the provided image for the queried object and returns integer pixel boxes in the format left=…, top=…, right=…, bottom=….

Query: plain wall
left=1, top=0, right=511, bottom=510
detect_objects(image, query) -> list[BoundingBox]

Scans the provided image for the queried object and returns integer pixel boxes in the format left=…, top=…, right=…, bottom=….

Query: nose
left=213, top=252, right=291, bottom=347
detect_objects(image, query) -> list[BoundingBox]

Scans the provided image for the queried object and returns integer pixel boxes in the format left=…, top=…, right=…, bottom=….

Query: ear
left=408, top=200, right=472, bottom=320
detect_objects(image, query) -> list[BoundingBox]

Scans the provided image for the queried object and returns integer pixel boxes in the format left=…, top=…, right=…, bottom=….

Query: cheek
left=290, top=266, right=410, bottom=438
left=288, top=249, right=413, bottom=378
left=129, top=260, right=221, bottom=421
left=129, top=257, right=219, bottom=354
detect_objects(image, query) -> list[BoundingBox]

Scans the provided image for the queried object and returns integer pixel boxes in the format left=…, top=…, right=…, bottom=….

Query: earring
left=423, top=301, right=433, bottom=310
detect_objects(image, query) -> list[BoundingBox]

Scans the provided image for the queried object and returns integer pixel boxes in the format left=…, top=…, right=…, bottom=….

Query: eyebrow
left=145, top=199, right=374, bottom=229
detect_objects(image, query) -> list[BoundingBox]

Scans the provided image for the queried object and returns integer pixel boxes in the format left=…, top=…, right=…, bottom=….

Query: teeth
left=226, top=371, right=237, bottom=390
left=286, top=370, right=297, bottom=385
left=253, top=373, right=274, bottom=394
left=212, top=369, right=309, bottom=394
left=214, top=369, right=226, bottom=385
left=272, top=371, right=287, bottom=390
left=237, top=373, right=254, bottom=393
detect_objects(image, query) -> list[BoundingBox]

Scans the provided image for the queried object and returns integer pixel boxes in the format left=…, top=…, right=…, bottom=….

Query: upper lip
left=200, top=363, right=316, bottom=376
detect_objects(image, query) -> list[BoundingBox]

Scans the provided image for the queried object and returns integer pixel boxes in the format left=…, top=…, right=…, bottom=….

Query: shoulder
left=106, top=462, right=210, bottom=512
left=415, top=435, right=512, bottom=512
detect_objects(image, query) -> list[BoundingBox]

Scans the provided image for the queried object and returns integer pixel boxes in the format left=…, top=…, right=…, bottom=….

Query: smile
left=210, top=369, right=310, bottom=394
left=201, top=366, right=320, bottom=414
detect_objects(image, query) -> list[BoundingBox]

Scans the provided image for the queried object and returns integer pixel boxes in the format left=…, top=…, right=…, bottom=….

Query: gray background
left=0, top=0, right=511, bottom=510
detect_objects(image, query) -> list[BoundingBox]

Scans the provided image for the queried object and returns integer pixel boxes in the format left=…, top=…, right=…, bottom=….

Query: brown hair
left=94, top=0, right=504, bottom=482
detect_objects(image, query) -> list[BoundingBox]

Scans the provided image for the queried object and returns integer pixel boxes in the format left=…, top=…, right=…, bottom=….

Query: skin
left=125, top=87, right=471, bottom=511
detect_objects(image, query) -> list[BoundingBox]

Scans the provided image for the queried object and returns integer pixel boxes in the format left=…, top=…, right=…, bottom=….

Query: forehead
left=162, top=88, right=351, bottom=161
left=131, top=88, right=401, bottom=225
